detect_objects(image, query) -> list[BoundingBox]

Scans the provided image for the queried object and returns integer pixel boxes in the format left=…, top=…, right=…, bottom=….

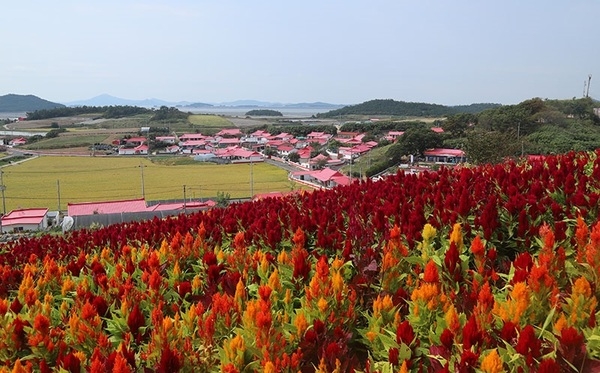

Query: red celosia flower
left=458, top=349, right=479, bottom=372
left=537, top=358, right=560, bottom=373
left=500, top=321, right=518, bottom=345
left=558, top=326, right=586, bottom=369
left=515, top=324, right=541, bottom=366
left=461, top=315, right=482, bottom=350
left=58, top=352, right=81, bottom=373
left=444, top=241, right=461, bottom=280
left=440, top=329, right=454, bottom=350
left=33, top=314, right=50, bottom=335
left=258, top=285, right=273, bottom=302
left=423, top=259, right=439, bottom=283
left=388, top=347, right=399, bottom=365
left=156, top=345, right=182, bottom=373
left=396, top=320, right=415, bottom=345
left=127, top=304, right=146, bottom=338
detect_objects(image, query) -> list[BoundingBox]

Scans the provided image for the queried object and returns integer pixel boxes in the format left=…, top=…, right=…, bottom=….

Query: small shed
left=1, top=208, right=49, bottom=233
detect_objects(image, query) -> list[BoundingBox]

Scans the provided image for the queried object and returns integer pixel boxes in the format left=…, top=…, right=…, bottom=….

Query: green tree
left=288, top=152, right=300, bottom=163
left=386, top=126, right=443, bottom=162
left=464, top=130, right=521, bottom=165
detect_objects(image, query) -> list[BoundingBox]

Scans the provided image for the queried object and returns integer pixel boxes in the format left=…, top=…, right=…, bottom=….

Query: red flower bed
left=0, top=151, right=599, bottom=371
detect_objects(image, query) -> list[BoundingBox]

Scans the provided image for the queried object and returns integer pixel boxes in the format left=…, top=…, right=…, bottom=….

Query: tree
left=385, top=126, right=443, bottom=164
left=464, top=130, right=521, bottom=165
left=442, top=113, right=476, bottom=138
left=288, top=152, right=300, bottom=163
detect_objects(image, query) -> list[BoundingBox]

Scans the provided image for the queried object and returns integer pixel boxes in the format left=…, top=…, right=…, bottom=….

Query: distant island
left=245, top=109, right=283, bottom=116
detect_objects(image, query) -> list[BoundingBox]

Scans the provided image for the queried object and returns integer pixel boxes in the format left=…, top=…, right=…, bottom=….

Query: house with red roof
left=291, top=167, right=350, bottom=189
left=1, top=208, right=50, bottom=233
left=118, top=144, right=148, bottom=155
left=9, top=137, right=27, bottom=147
left=385, top=131, right=404, bottom=142
left=423, top=148, right=466, bottom=164
left=431, top=127, right=445, bottom=133
left=216, top=128, right=242, bottom=138
left=179, top=133, right=207, bottom=142
left=155, top=136, right=177, bottom=144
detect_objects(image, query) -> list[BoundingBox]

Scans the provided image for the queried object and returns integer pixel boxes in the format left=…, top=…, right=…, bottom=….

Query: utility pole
left=139, top=162, right=145, bottom=199
left=586, top=74, right=592, bottom=98
left=250, top=161, right=254, bottom=198
left=0, top=170, right=5, bottom=214
left=183, top=185, right=187, bottom=213
left=57, top=179, right=61, bottom=211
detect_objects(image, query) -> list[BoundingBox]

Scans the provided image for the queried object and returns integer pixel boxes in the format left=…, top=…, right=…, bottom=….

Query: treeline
left=340, top=120, right=428, bottom=134
left=442, top=97, right=600, bottom=163
left=26, top=106, right=151, bottom=120
left=316, top=99, right=500, bottom=118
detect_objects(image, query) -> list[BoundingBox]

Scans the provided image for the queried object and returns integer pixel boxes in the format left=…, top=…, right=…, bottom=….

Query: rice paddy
left=0, top=156, right=298, bottom=212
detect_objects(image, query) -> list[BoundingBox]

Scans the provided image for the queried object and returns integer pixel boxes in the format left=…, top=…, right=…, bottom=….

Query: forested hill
left=316, top=99, right=500, bottom=118
left=0, top=94, right=65, bottom=112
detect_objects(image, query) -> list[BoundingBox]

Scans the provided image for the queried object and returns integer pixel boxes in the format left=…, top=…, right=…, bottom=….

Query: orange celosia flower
left=471, top=235, right=485, bottom=256
left=450, top=223, right=464, bottom=251
left=554, top=313, right=568, bottom=334
left=112, top=351, right=132, bottom=373
left=480, top=348, right=503, bottom=373
left=444, top=304, right=461, bottom=333
left=294, top=312, right=308, bottom=337
left=317, top=298, right=328, bottom=314
left=492, top=281, right=530, bottom=325
left=268, top=269, right=281, bottom=292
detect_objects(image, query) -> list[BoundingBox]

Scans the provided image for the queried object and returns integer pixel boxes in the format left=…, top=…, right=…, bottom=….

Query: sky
left=2, top=1, right=598, bottom=106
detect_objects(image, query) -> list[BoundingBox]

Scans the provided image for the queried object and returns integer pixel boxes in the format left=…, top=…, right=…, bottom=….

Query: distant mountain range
left=64, top=94, right=345, bottom=110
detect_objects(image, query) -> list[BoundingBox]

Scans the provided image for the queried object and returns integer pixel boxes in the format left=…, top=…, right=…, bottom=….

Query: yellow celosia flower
left=422, top=224, right=437, bottom=241
left=480, top=349, right=504, bottom=373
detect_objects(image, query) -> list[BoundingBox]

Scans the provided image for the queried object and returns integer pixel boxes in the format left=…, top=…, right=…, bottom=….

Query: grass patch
left=0, top=156, right=300, bottom=212
left=188, top=114, right=235, bottom=128
left=340, top=143, right=394, bottom=175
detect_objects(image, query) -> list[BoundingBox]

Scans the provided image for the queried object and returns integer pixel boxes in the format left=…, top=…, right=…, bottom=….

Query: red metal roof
left=67, top=198, right=149, bottom=216
left=1, top=208, right=48, bottom=226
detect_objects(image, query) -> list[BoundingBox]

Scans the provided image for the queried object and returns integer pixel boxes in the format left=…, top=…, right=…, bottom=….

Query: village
left=0, top=125, right=466, bottom=235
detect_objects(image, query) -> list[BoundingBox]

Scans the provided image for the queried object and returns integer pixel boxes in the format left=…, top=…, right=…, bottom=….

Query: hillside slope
left=0, top=94, right=65, bottom=112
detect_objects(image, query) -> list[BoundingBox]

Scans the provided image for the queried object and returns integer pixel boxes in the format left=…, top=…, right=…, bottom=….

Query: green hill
left=0, top=94, right=65, bottom=113
left=316, top=99, right=499, bottom=118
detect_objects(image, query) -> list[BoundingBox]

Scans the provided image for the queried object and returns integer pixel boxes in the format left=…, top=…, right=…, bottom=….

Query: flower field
left=1, top=150, right=600, bottom=372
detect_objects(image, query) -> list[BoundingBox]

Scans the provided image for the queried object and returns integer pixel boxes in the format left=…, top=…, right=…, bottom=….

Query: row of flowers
left=0, top=219, right=599, bottom=371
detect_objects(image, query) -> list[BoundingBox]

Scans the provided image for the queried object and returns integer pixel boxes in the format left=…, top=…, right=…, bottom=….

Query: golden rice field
left=0, top=156, right=299, bottom=212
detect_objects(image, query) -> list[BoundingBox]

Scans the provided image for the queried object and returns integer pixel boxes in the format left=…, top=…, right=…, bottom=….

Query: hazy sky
left=2, top=1, right=598, bottom=105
